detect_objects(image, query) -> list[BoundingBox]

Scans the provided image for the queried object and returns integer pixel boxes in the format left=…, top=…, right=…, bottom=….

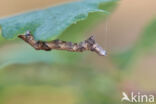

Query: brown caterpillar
left=18, top=31, right=107, bottom=56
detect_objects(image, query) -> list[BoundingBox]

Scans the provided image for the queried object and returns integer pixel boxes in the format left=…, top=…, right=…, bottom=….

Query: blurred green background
left=0, top=0, right=156, bottom=104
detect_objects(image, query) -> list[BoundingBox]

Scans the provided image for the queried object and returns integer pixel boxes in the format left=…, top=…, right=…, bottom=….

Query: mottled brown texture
left=18, top=32, right=107, bottom=56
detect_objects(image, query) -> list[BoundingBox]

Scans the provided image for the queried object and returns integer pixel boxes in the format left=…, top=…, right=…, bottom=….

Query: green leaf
left=0, top=0, right=116, bottom=41
left=111, top=18, right=156, bottom=70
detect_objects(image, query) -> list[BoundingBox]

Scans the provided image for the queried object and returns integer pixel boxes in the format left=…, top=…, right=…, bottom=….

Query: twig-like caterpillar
left=18, top=31, right=107, bottom=56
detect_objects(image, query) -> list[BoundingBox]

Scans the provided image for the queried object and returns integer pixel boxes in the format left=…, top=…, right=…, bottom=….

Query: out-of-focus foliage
left=0, top=29, right=5, bottom=44
left=112, top=18, right=156, bottom=70
left=0, top=43, right=57, bottom=69
left=0, top=0, right=116, bottom=41
left=0, top=64, right=120, bottom=104
left=137, top=18, right=156, bottom=51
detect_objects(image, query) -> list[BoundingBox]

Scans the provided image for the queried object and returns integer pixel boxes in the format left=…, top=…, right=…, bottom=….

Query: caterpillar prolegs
left=18, top=31, right=107, bottom=56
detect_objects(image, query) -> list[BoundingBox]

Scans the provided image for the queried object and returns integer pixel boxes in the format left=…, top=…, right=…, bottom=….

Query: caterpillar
left=18, top=31, right=107, bottom=56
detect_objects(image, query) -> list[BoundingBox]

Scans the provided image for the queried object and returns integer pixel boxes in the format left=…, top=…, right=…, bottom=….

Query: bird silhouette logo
left=121, top=92, right=131, bottom=102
